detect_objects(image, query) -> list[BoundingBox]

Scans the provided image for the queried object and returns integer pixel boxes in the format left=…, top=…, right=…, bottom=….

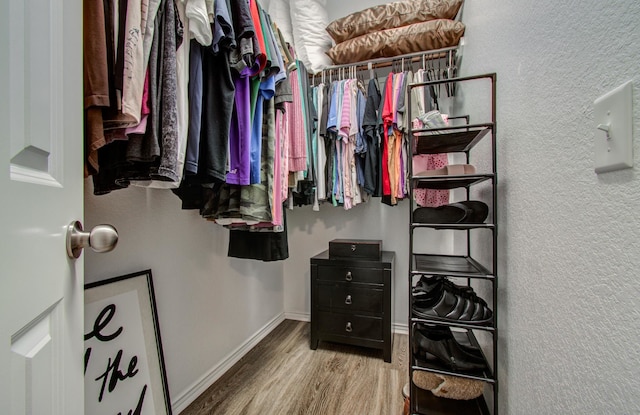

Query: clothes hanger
left=426, top=56, right=439, bottom=110
left=448, top=50, right=457, bottom=96
left=437, top=56, right=444, bottom=97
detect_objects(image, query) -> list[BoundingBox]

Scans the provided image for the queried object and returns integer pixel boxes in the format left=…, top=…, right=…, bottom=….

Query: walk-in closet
left=2, top=0, right=639, bottom=414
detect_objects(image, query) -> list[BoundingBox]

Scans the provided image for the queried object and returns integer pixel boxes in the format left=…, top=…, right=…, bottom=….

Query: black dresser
left=310, top=249, right=395, bottom=362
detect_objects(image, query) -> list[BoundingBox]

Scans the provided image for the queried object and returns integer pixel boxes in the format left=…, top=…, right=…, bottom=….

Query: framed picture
left=84, top=270, right=172, bottom=415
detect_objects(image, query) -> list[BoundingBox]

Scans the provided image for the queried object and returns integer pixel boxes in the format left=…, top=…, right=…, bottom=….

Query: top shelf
left=318, top=45, right=459, bottom=72
left=413, top=124, right=492, bottom=154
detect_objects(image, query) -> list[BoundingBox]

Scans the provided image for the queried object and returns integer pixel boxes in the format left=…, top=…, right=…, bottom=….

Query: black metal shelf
left=411, top=329, right=495, bottom=382
left=412, top=173, right=494, bottom=190
left=410, top=316, right=496, bottom=332
left=413, top=124, right=493, bottom=154
left=412, top=254, right=494, bottom=279
left=411, top=222, right=495, bottom=230
left=408, top=72, right=498, bottom=415
left=411, top=389, right=491, bottom=415
left=411, top=360, right=495, bottom=384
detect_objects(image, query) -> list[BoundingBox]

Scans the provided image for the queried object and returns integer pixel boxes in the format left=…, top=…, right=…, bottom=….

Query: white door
left=0, top=0, right=84, bottom=414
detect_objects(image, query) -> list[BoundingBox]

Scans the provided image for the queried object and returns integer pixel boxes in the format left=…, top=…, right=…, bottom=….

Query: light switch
left=594, top=81, right=633, bottom=173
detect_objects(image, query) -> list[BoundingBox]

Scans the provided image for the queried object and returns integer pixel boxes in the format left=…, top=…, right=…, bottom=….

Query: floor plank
left=181, top=320, right=409, bottom=415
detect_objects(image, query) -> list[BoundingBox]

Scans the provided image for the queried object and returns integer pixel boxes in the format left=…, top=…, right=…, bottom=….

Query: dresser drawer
left=328, top=239, right=382, bottom=260
left=316, top=283, right=383, bottom=314
left=316, top=311, right=383, bottom=341
left=316, top=265, right=383, bottom=284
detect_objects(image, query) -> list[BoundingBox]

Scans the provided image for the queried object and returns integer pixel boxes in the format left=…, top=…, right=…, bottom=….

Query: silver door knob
left=66, top=221, right=118, bottom=259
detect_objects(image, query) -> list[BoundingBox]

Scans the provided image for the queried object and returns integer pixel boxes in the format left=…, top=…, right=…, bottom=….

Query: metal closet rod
left=317, top=45, right=459, bottom=74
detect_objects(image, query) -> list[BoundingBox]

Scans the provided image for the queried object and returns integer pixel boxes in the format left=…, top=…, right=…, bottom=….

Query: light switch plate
left=594, top=81, right=633, bottom=173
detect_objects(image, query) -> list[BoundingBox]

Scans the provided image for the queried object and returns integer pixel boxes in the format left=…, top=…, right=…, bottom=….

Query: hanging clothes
left=361, top=77, right=381, bottom=196
left=227, top=211, right=289, bottom=262
left=83, top=0, right=111, bottom=176
left=199, top=0, right=236, bottom=183
left=91, top=0, right=182, bottom=195
left=410, top=69, right=450, bottom=208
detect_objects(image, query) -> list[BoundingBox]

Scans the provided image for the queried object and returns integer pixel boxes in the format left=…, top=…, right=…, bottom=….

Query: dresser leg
left=383, top=345, right=392, bottom=363
left=310, top=335, right=319, bottom=350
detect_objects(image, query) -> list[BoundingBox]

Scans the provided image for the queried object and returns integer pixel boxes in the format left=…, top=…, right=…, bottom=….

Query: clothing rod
left=408, top=72, right=497, bottom=88
left=318, top=45, right=459, bottom=73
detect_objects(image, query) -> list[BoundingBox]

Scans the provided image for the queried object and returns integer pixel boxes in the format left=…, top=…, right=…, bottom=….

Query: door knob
left=66, top=221, right=118, bottom=259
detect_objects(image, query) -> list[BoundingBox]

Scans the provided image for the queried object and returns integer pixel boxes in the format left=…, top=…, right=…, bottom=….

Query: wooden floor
left=181, top=320, right=409, bottom=415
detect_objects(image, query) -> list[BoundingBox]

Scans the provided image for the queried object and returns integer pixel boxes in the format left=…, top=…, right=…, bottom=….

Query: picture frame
left=84, top=270, right=172, bottom=415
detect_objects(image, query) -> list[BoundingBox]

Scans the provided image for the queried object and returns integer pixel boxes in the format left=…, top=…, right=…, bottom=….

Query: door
left=0, top=0, right=84, bottom=414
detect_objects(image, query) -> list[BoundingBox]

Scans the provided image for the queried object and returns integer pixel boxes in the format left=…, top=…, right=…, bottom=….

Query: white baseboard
left=393, top=322, right=408, bottom=335
left=284, top=311, right=408, bottom=335
left=172, top=312, right=286, bottom=414
left=284, top=311, right=310, bottom=322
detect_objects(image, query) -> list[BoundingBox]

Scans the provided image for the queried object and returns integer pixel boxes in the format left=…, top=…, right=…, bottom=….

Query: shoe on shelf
left=412, top=325, right=487, bottom=372
left=414, top=276, right=488, bottom=307
left=416, top=275, right=474, bottom=294
left=412, top=201, right=489, bottom=224
left=416, top=323, right=484, bottom=360
left=413, top=276, right=487, bottom=307
left=412, top=277, right=492, bottom=325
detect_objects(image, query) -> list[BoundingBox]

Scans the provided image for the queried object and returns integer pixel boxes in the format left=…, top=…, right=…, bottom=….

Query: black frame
left=84, top=270, right=172, bottom=415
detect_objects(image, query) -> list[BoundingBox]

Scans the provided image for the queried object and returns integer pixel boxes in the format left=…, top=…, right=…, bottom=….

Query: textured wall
left=84, top=182, right=284, bottom=408
left=459, top=1, right=640, bottom=413
left=323, top=0, right=391, bottom=22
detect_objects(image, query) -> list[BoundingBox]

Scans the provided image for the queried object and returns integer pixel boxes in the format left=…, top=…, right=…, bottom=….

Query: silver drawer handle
left=345, top=271, right=353, bottom=281
left=345, top=322, right=353, bottom=332
left=345, top=295, right=352, bottom=305
left=351, top=244, right=356, bottom=251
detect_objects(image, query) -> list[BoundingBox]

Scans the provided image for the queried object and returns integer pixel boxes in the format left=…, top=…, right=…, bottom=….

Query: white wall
left=459, top=1, right=640, bottom=414
left=84, top=181, right=285, bottom=412
left=323, top=0, right=391, bottom=22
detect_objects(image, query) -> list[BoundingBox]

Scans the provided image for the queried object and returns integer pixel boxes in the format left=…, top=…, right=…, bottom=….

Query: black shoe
left=412, top=201, right=489, bottom=224
left=412, top=325, right=487, bottom=372
left=415, top=276, right=487, bottom=306
left=416, top=324, right=484, bottom=360
left=412, top=278, right=492, bottom=325
left=417, top=275, right=475, bottom=294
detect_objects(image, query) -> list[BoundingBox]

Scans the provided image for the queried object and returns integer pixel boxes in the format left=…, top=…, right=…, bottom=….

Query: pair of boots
left=412, top=276, right=492, bottom=325
left=412, top=324, right=487, bottom=372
